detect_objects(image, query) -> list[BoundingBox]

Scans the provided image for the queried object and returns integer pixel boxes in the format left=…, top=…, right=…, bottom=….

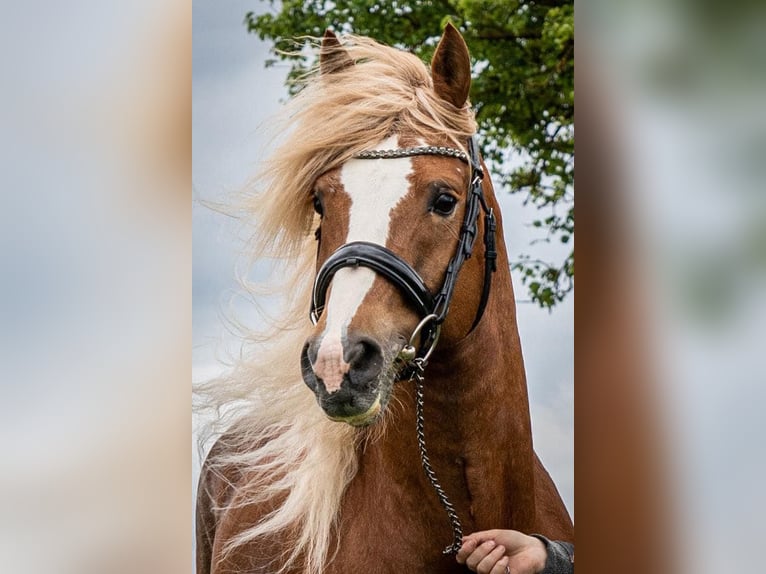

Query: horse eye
left=312, top=194, right=323, bottom=217
left=431, top=193, right=457, bottom=216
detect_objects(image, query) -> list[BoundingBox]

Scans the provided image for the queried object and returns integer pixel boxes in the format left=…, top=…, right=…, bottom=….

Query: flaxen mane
left=195, top=35, right=477, bottom=574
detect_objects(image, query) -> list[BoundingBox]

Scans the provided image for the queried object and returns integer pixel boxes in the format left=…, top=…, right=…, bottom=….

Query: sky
left=192, top=0, right=573, bottom=517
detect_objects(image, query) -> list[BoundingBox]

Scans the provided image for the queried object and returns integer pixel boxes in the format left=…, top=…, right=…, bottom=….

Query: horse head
left=300, top=25, right=495, bottom=427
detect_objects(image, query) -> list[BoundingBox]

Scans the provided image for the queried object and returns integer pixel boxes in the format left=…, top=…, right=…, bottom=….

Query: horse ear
left=431, top=23, right=471, bottom=108
left=320, top=29, right=353, bottom=75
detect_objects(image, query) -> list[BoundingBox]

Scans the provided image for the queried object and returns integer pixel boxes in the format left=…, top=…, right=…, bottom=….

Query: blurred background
left=576, top=0, right=766, bottom=572
left=0, top=0, right=763, bottom=573
left=0, top=0, right=191, bottom=572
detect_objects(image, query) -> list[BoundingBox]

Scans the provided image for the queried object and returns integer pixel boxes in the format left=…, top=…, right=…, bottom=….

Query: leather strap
left=311, top=241, right=435, bottom=323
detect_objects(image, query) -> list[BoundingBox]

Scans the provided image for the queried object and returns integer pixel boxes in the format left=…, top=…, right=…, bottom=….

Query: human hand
left=456, top=529, right=547, bottom=574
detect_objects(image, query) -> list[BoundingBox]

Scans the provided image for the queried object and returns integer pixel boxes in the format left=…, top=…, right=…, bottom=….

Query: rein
left=309, top=136, right=497, bottom=555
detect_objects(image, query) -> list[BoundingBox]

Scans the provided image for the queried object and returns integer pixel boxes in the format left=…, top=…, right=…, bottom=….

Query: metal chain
left=411, top=358, right=464, bottom=555
left=354, top=145, right=469, bottom=163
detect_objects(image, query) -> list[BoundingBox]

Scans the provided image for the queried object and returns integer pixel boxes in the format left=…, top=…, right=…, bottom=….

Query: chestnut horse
left=196, top=24, right=573, bottom=574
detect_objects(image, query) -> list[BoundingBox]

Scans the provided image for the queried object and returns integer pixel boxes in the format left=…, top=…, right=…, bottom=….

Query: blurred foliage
left=246, top=0, right=574, bottom=310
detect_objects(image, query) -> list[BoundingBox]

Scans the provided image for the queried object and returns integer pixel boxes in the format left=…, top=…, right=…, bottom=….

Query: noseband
left=309, top=136, right=497, bottom=361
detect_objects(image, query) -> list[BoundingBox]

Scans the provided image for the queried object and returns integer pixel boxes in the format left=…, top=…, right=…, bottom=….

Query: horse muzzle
left=301, top=334, right=391, bottom=426
left=322, top=389, right=383, bottom=426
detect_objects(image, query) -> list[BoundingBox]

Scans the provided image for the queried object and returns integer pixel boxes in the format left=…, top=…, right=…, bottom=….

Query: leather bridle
left=309, top=136, right=497, bottom=363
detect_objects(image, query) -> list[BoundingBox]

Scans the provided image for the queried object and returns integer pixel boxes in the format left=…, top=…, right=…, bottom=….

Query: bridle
left=308, top=135, right=498, bottom=555
left=309, top=136, right=497, bottom=361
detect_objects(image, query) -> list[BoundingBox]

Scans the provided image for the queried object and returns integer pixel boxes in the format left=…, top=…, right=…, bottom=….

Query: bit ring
left=403, top=313, right=441, bottom=364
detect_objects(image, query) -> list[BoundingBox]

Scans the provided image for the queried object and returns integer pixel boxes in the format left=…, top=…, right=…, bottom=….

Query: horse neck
left=358, top=226, right=539, bottom=533
left=427, top=182, right=533, bottom=453
left=434, top=247, right=537, bottom=527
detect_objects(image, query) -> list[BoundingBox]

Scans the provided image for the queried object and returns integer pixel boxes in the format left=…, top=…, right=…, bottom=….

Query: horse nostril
left=345, top=336, right=383, bottom=387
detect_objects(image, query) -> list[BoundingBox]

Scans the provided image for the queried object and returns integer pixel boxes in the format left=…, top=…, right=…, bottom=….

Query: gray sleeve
left=530, top=535, right=574, bottom=574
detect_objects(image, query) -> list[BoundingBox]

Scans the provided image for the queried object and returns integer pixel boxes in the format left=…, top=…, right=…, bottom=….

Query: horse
left=196, top=23, right=573, bottom=574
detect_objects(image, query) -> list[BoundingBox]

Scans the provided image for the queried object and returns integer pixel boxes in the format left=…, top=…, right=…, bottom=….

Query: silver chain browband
left=354, top=145, right=469, bottom=163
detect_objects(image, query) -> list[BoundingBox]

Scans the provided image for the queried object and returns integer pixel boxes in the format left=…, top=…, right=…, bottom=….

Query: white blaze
left=312, top=136, right=413, bottom=392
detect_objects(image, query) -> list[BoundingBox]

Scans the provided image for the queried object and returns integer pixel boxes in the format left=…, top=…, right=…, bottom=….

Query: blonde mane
left=195, top=34, right=477, bottom=574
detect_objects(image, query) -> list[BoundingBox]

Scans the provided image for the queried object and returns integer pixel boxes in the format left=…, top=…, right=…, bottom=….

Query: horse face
left=301, top=135, right=472, bottom=426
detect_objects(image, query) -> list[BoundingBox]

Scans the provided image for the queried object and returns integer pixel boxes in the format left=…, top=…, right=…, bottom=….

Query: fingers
left=476, top=544, right=507, bottom=574
left=456, top=537, right=478, bottom=564
left=490, top=556, right=510, bottom=574
left=466, top=540, right=507, bottom=573
left=458, top=530, right=500, bottom=563
left=462, top=539, right=497, bottom=569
